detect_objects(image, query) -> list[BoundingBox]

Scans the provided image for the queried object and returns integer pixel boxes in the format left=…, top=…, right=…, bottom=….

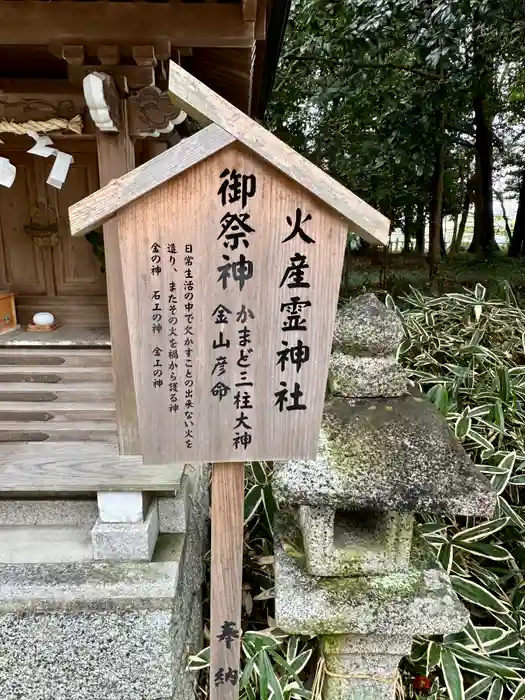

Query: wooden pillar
left=94, top=101, right=157, bottom=561
left=141, top=140, right=169, bottom=162
left=96, top=100, right=140, bottom=455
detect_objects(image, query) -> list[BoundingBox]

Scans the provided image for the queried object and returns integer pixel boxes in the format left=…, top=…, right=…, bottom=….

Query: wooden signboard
left=116, top=144, right=347, bottom=465
left=69, top=61, right=389, bottom=700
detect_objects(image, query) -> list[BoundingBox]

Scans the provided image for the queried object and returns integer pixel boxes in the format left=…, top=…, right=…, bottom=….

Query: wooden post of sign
left=210, top=462, right=244, bottom=700
left=96, top=98, right=140, bottom=455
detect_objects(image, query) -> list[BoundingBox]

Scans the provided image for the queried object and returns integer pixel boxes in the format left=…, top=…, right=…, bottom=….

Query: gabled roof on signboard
left=70, top=62, right=390, bottom=245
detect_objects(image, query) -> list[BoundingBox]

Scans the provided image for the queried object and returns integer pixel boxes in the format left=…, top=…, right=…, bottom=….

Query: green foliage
left=341, top=252, right=525, bottom=299
left=390, top=283, right=525, bottom=698
left=189, top=631, right=315, bottom=700
left=266, top=0, right=525, bottom=244
left=193, top=284, right=525, bottom=699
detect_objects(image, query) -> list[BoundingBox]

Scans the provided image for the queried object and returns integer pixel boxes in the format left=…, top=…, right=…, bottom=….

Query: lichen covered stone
left=299, top=506, right=414, bottom=576
left=273, top=394, right=495, bottom=516
left=332, top=294, right=404, bottom=356
left=274, top=512, right=468, bottom=637
left=322, top=634, right=412, bottom=700
left=328, top=353, right=407, bottom=398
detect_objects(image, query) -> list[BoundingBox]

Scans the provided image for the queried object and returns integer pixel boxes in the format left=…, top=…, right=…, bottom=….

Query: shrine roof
left=69, top=62, right=390, bottom=245
left=0, top=0, right=291, bottom=117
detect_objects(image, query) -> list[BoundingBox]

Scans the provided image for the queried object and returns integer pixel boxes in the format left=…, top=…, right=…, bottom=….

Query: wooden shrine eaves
left=70, top=123, right=236, bottom=236
left=0, top=2, right=255, bottom=48
left=69, top=62, right=389, bottom=246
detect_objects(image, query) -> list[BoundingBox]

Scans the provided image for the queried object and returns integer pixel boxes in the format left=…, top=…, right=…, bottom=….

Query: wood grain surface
left=116, top=144, right=347, bottom=464
left=70, top=124, right=235, bottom=237
left=0, top=2, right=255, bottom=48
left=97, top=101, right=141, bottom=455
left=0, top=443, right=185, bottom=491
left=168, top=60, right=390, bottom=245
left=210, top=463, right=244, bottom=700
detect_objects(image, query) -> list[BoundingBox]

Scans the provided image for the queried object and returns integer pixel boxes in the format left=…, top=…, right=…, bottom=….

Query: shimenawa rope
left=0, top=115, right=83, bottom=138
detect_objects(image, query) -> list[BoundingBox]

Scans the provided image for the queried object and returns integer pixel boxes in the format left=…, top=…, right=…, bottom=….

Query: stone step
left=0, top=498, right=98, bottom=527
left=0, top=533, right=183, bottom=604
left=0, top=525, right=94, bottom=564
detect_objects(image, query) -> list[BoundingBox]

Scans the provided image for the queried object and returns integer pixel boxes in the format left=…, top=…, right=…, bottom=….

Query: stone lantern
left=273, top=294, right=495, bottom=700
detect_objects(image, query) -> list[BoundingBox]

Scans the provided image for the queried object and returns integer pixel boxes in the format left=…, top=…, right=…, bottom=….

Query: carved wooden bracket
left=128, top=86, right=186, bottom=137
left=83, top=72, right=120, bottom=133
left=71, top=65, right=154, bottom=93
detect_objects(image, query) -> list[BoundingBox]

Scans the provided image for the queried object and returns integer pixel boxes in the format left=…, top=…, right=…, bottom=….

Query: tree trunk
left=415, top=201, right=426, bottom=255
left=429, top=110, right=445, bottom=291
left=450, top=176, right=473, bottom=256
left=495, top=191, right=512, bottom=242
left=403, top=206, right=413, bottom=253
left=440, top=218, right=447, bottom=256
left=475, top=92, right=496, bottom=254
left=450, top=215, right=459, bottom=249
left=469, top=33, right=497, bottom=256
left=509, top=170, right=525, bottom=257
left=469, top=154, right=483, bottom=253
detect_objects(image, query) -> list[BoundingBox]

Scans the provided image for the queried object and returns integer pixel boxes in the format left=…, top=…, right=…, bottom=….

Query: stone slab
left=158, top=472, right=189, bottom=534
left=0, top=534, right=199, bottom=700
left=328, top=353, right=406, bottom=398
left=97, top=491, right=149, bottom=523
left=0, top=465, right=209, bottom=700
left=91, top=500, right=159, bottom=561
left=274, top=395, right=495, bottom=516
left=0, top=543, right=182, bottom=613
left=0, top=499, right=97, bottom=527
left=274, top=512, right=468, bottom=637
left=0, top=525, right=93, bottom=564
left=0, top=608, right=174, bottom=700
left=332, top=294, right=404, bottom=356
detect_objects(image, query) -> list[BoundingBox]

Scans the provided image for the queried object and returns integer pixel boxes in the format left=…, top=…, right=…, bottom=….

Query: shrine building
left=0, top=6, right=391, bottom=698
left=0, top=0, right=292, bottom=489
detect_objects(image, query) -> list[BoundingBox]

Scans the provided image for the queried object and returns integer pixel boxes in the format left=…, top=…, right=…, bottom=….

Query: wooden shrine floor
left=0, top=326, right=110, bottom=347
left=0, top=338, right=185, bottom=492
left=0, top=344, right=118, bottom=490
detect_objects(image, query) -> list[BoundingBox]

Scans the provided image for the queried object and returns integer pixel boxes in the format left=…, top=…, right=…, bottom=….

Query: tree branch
left=286, top=56, right=442, bottom=81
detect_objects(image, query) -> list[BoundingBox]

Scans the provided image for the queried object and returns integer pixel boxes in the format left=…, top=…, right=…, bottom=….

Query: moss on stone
left=273, top=393, right=495, bottom=517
